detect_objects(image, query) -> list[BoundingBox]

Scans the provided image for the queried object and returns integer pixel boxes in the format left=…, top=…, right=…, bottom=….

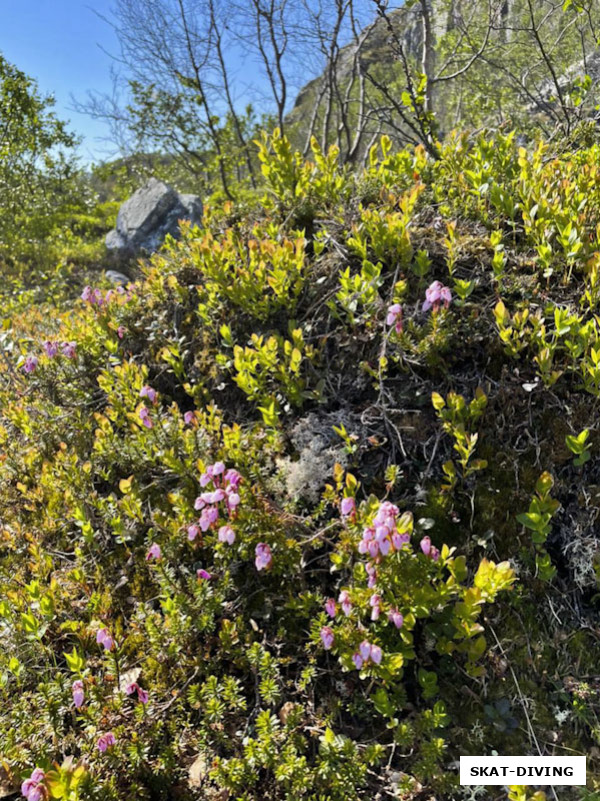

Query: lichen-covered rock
left=105, top=177, right=202, bottom=254
left=276, top=411, right=364, bottom=505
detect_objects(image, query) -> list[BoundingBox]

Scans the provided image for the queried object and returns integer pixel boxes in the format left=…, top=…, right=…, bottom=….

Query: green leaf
left=516, top=512, right=543, bottom=531
left=535, top=471, right=554, bottom=496
left=258, top=399, right=279, bottom=427
left=64, top=646, right=85, bottom=674
left=372, top=688, right=394, bottom=718
left=431, top=392, right=445, bottom=411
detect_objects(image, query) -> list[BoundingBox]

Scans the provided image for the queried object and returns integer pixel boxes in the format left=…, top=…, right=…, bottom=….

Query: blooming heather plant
left=21, top=768, right=47, bottom=801
left=314, top=480, right=514, bottom=687
left=71, top=680, right=84, bottom=709
left=97, top=733, right=116, bottom=753
left=422, top=280, right=452, bottom=312
left=386, top=303, right=403, bottom=333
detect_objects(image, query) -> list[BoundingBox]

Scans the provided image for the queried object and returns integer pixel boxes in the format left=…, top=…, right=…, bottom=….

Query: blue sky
left=0, top=1, right=120, bottom=163
left=0, top=1, right=357, bottom=166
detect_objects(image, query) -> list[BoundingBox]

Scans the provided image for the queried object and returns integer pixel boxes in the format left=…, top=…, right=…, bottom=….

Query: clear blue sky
left=0, top=1, right=120, bottom=164
left=0, top=1, right=345, bottom=166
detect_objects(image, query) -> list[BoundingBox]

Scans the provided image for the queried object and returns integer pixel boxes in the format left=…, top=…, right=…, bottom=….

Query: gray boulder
left=105, top=177, right=202, bottom=254
left=105, top=269, right=131, bottom=286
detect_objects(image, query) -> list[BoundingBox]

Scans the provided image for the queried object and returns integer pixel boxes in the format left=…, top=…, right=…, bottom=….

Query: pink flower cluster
left=22, top=340, right=77, bottom=373
left=420, top=535, right=440, bottom=561
left=146, top=543, right=162, bottom=561
left=126, top=681, right=149, bottom=704
left=369, top=593, right=381, bottom=621
left=318, top=498, right=421, bottom=669
left=388, top=608, right=404, bottom=629
left=340, top=497, right=356, bottom=519
left=386, top=303, right=403, bottom=333
left=138, top=405, right=153, bottom=429
left=352, top=640, right=382, bottom=669
left=22, top=355, right=38, bottom=374
left=358, top=501, right=410, bottom=561
left=96, top=627, right=115, bottom=652
left=218, top=525, right=235, bottom=544
left=319, top=497, right=441, bottom=671
left=140, top=385, right=158, bottom=404
left=72, top=679, right=85, bottom=708
left=21, top=769, right=47, bottom=801
left=320, top=626, right=334, bottom=650
left=189, top=462, right=241, bottom=540
left=97, top=732, right=116, bottom=752
left=255, top=542, right=273, bottom=570
left=81, top=285, right=127, bottom=307
left=43, top=340, right=77, bottom=359
left=338, top=590, right=352, bottom=616
left=322, top=591, right=403, bottom=632
left=321, top=590, right=393, bottom=669
left=423, top=280, right=452, bottom=312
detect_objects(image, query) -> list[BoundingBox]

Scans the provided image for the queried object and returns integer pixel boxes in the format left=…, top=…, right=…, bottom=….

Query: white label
left=459, top=756, right=586, bottom=785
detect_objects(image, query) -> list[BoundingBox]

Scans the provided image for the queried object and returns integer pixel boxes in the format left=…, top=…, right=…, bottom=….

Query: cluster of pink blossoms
left=358, top=501, right=410, bottom=561
left=72, top=628, right=149, bottom=701
left=340, top=497, right=356, bottom=519
left=146, top=543, right=162, bottom=561
left=384, top=280, right=452, bottom=336
left=43, top=340, right=76, bottom=359
left=126, top=681, right=149, bottom=704
left=321, top=624, right=383, bottom=670
left=188, top=463, right=274, bottom=573
left=22, top=356, right=38, bottom=374
left=386, top=303, right=403, bottom=333
left=188, top=462, right=241, bottom=541
left=81, top=285, right=128, bottom=307
left=320, top=592, right=386, bottom=669
left=319, top=497, right=442, bottom=670
left=320, top=626, right=334, bottom=649
left=255, top=542, right=273, bottom=571
left=420, top=535, right=440, bottom=561
left=353, top=640, right=382, bottom=669
left=138, top=406, right=153, bottom=428
left=97, top=732, right=116, bottom=752
left=140, top=385, right=158, bottom=404
left=81, top=287, right=130, bottom=340
left=96, top=627, right=115, bottom=652
left=422, top=280, right=452, bottom=312
left=21, top=769, right=47, bottom=801
left=324, top=498, right=437, bottom=667
left=153, top=460, right=273, bottom=577
left=72, top=679, right=85, bottom=708
left=22, top=340, right=77, bottom=373
left=138, top=386, right=159, bottom=429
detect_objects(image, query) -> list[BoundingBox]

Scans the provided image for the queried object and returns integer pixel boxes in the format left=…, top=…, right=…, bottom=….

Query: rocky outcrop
left=105, top=177, right=202, bottom=254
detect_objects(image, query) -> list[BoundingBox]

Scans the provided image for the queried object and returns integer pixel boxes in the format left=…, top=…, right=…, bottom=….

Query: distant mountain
left=286, top=0, right=600, bottom=156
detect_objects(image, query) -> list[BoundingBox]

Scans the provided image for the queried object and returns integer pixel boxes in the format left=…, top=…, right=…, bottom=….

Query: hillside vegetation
left=1, top=126, right=600, bottom=801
